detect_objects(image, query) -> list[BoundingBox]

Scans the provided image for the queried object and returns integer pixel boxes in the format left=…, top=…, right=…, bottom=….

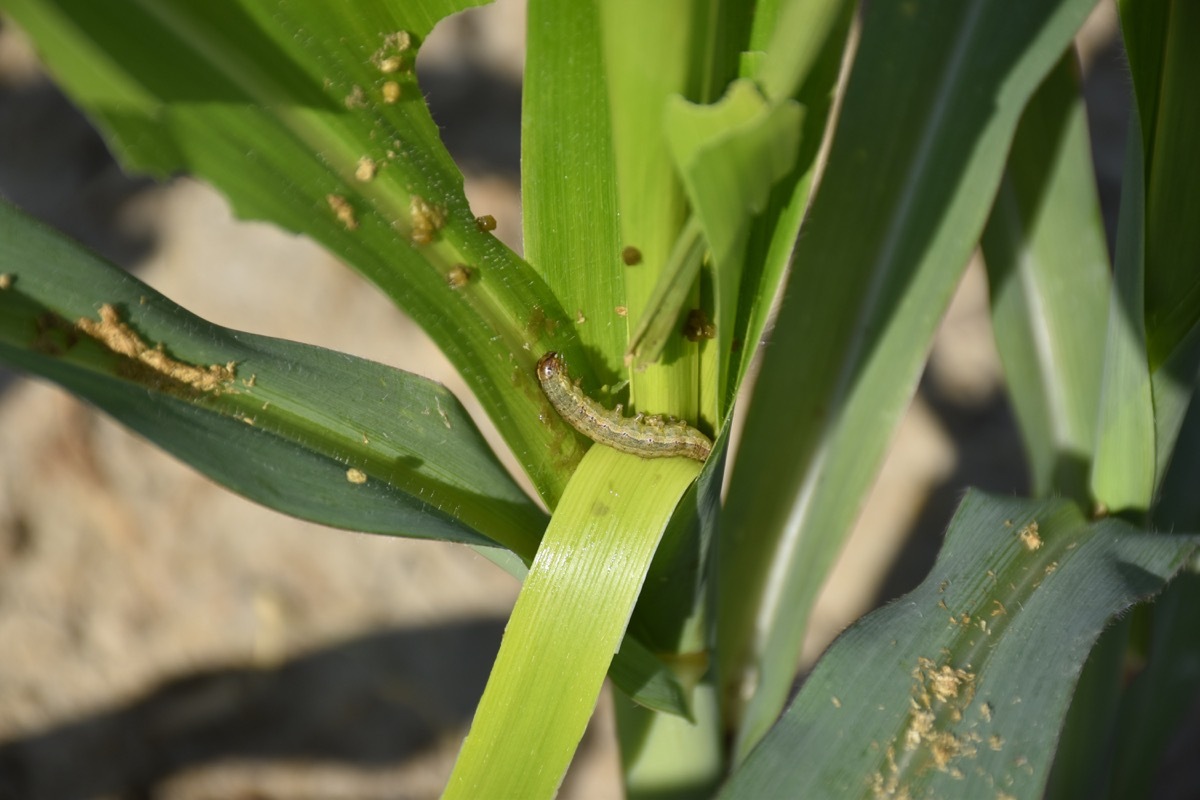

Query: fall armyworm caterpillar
left=536, top=352, right=712, bottom=462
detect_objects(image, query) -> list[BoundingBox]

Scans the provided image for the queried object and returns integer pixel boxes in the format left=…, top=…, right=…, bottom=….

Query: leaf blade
left=0, top=200, right=546, bottom=556
left=720, top=492, right=1199, bottom=799
left=719, top=0, right=1100, bottom=759
left=4, top=0, right=584, bottom=500
left=444, top=447, right=701, bottom=798
left=981, top=54, right=1111, bottom=499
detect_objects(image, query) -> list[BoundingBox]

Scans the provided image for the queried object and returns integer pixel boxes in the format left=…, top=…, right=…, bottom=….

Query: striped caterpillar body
left=536, top=352, right=712, bottom=462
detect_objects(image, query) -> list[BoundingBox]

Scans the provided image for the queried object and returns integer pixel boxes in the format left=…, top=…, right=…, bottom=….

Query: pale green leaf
left=623, top=216, right=708, bottom=375
left=521, top=0, right=624, bottom=390
left=754, top=0, right=851, bottom=102
left=519, top=0, right=736, bottom=743
left=646, top=80, right=802, bottom=395
left=1090, top=120, right=1155, bottom=512
left=444, top=447, right=701, bottom=799
left=596, top=0, right=745, bottom=424
left=981, top=54, right=1111, bottom=500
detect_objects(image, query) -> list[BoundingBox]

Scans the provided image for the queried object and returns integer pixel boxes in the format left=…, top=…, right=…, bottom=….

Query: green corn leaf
left=519, top=0, right=734, bottom=737
left=1089, top=121, right=1155, bottom=513
left=0, top=197, right=690, bottom=718
left=719, top=0, right=1100, bottom=760
left=1092, top=0, right=1200, bottom=512
left=444, top=447, right=702, bottom=799
left=654, top=79, right=803, bottom=395
left=1123, top=0, right=1200, bottom=490
left=623, top=216, right=709, bottom=376
left=1110, top=387, right=1200, bottom=795
left=720, top=491, right=1199, bottom=799
left=728, top=0, right=854, bottom=410
left=594, top=0, right=745, bottom=425
left=522, top=0, right=624, bottom=390
left=3, top=0, right=585, bottom=501
left=1121, top=0, right=1200, bottom=371
left=1111, top=575, right=1200, bottom=796
left=0, top=200, right=545, bottom=559
left=981, top=54, right=1111, bottom=501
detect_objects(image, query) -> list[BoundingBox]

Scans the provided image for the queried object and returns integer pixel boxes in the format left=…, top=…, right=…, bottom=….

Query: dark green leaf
left=1091, top=0, right=1200, bottom=513
left=0, top=201, right=546, bottom=557
left=720, top=492, right=1199, bottom=799
left=1120, top=0, right=1200, bottom=368
left=719, top=0, right=1099, bottom=758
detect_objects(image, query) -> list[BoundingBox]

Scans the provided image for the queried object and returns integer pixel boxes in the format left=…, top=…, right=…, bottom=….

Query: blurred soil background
left=0, top=2, right=1161, bottom=798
